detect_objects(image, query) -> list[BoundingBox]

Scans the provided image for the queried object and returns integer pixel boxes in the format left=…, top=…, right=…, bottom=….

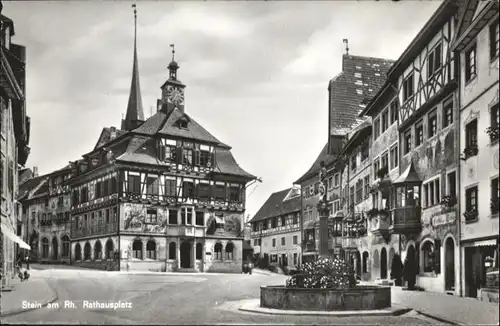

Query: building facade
left=66, top=11, right=255, bottom=273
left=339, top=122, right=373, bottom=281
left=352, top=0, right=461, bottom=294
left=0, top=10, right=31, bottom=287
left=249, top=187, right=301, bottom=267
left=295, top=144, right=332, bottom=262
left=451, top=0, right=499, bottom=300
left=358, top=83, right=401, bottom=284
left=18, top=166, right=73, bottom=264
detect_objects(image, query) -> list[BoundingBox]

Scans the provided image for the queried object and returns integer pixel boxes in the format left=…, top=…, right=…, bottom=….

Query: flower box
left=461, top=145, right=478, bottom=160
left=463, top=209, right=478, bottom=222
left=440, top=195, right=457, bottom=207
left=486, top=126, right=499, bottom=143
left=377, top=166, right=389, bottom=180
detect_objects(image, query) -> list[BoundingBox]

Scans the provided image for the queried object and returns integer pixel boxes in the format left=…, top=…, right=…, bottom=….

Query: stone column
left=192, top=240, right=196, bottom=268
left=177, top=238, right=181, bottom=269
left=318, top=203, right=329, bottom=258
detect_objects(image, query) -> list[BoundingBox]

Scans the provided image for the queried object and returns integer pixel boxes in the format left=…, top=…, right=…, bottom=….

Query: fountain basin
left=260, top=285, right=391, bottom=311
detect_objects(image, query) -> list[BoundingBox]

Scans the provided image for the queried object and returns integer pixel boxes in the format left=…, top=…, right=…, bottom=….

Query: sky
left=4, top=0, right=441, bottom=219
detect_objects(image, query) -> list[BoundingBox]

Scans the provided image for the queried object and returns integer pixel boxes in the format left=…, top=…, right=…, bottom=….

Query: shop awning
left=461, top=238, right=497, bottom=247
left=1, top=222, right=31, bottom=250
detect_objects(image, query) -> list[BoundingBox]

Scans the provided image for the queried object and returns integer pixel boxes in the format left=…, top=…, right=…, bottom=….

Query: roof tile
left=249, top=188, right=301, bottom=223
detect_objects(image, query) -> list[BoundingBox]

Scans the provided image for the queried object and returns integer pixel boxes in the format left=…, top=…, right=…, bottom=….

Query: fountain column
left=317, top=161, right=330, bottom=258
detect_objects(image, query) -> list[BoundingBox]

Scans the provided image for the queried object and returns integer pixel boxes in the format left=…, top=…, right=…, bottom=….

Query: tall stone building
left=0, top=6, right=31, bottom=287
left=66, top=7, right=256, bottom=273
left=451, top=0, right=499, bottom=300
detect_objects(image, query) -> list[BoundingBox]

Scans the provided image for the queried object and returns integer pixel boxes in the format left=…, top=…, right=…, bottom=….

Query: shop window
left=422, top=241, right=435, bottom=273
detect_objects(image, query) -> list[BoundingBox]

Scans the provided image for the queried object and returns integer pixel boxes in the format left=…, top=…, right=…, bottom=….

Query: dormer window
left=179, top=120, right=188, bottom=129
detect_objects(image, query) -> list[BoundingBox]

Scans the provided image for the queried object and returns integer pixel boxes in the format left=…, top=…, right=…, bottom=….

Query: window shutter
left=210, top=152, right=216, bottom=168
left=176, top=147, right=183, bottom=164
left=194, top=150, right=200, bottom=166
left=239, top=186, right=244, bottom=203
left=194, top=183, right=199, bottom=197
left=158, top=143, right=166, bottom=161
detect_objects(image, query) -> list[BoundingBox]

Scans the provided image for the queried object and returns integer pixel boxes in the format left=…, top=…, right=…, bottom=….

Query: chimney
left=109, top=127, right=116, bottom=140
left=32, top=166, right=38, bottom=177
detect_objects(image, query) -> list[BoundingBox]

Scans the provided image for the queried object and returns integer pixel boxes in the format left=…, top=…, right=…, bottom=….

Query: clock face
left=167, top=86, right=184, bottom=105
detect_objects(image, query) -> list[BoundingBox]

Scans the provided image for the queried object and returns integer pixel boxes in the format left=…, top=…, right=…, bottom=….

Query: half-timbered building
left=380, top=0, right=461, bottom=294
left=249, top=187, right=301, bottom=268
left=451, top=0, right=499, bottom=301
left=66, top=8, right=255, bottom=273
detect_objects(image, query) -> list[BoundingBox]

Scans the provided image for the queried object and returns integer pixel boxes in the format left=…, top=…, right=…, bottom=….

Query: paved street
left=1, top=266, right=437, bottom=325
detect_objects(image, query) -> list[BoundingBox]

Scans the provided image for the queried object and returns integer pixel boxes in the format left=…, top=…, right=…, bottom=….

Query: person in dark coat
left=25, top=255, right=30, bottom=270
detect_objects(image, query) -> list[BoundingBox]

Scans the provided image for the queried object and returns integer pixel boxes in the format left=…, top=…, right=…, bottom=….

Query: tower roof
left=122, top=4, right=144, bottom=131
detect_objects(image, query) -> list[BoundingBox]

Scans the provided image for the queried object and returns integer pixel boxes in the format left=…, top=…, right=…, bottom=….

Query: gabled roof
left=213, top=148, right=256, bottom=180
left=450, top=0, right=498, bottom=52
left=18, top=168, right=33, bottom=185
left=387, top=0, right=460, bottom=79
left=113, top=108, right=254, bottom=180
left=94, top=127, right=127, bottom=150
left=341, top=121, right=372, bottom=156
left=295, top=142, right=335, bottom=184
left=158, top=109, right=227, bottom=146
left=249, top=188, right=301, bottom=223
left=17, top=175, right=47, bottom=201
left=329, top=54, right=393, bottom=136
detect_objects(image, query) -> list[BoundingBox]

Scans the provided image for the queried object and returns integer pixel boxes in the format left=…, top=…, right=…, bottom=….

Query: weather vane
left=170, top=44, right=175, bottom=62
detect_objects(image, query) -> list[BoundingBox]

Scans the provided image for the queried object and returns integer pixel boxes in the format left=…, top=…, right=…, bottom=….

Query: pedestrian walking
left=16, top=254, right=23, bottom=270
left=25, top=255, right=30, bottom=270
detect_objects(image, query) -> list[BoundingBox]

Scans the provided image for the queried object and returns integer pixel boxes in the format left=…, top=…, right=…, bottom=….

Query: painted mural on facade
left=123, top=203, right=168, bottom=233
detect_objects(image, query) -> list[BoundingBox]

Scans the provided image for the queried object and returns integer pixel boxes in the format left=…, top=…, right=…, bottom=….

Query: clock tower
left=159, top=44, right=186, bottom=114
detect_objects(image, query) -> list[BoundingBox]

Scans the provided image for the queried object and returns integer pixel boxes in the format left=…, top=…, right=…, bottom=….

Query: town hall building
left=66, top=6, right=256, bottom=273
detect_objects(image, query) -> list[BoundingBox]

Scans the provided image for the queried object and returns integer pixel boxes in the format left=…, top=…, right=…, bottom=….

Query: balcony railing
left=389, top=207, right=422, bottom=234
left=72, top=223, right=117, bottom=238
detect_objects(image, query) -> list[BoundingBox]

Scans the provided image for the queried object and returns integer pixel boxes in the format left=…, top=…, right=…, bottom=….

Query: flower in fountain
left=286, top=256, right=355, bottom=289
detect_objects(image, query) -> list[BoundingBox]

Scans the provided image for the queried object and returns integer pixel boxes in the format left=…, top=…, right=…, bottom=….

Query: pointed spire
left=122, top=3, right=145, bottom=131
